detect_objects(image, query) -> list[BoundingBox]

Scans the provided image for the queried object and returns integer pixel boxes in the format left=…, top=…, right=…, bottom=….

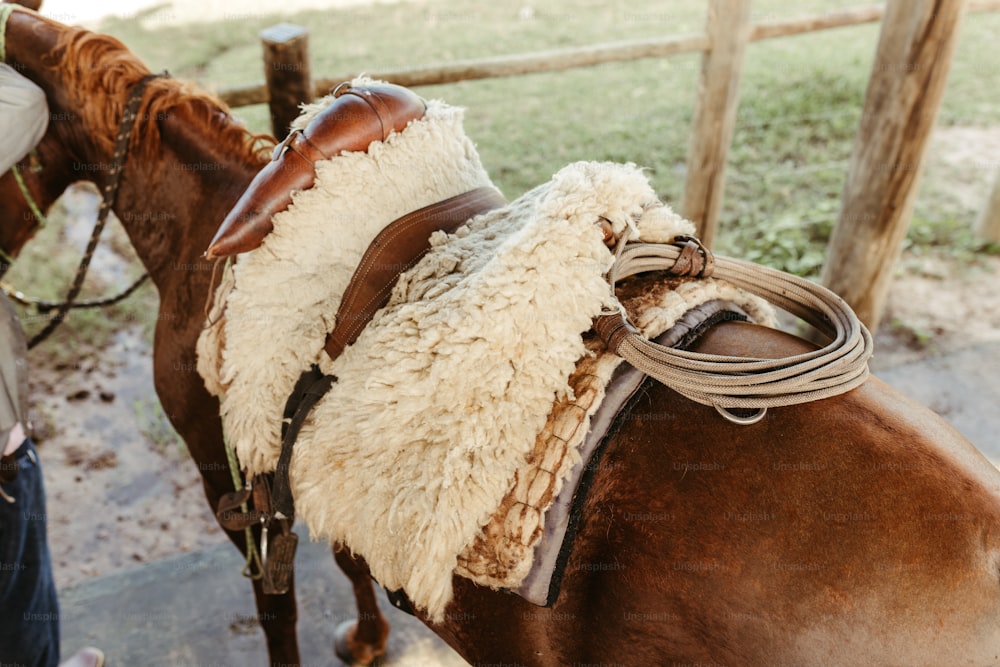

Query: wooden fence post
left=682, top=0, right=753, bottom=249
left=260, top=23, right=312, bottom=139
left=975, top=170, right=1000, bottom=242
left=821, top=0, right=967, bottom=331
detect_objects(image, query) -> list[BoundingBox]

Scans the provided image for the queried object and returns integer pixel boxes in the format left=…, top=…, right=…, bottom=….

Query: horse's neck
left=5, top=10, right=262, bottom=289
left=113, top=110, right=261, bottom=292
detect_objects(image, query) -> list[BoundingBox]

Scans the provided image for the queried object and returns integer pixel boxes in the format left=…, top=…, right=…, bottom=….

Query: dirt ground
left=20, top=125, right=1000, bottom=592
left=25, top=186, right=224, bottom=591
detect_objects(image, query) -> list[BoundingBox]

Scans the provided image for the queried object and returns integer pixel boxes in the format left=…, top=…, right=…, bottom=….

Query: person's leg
left=0, top=438, right=61, bottom=667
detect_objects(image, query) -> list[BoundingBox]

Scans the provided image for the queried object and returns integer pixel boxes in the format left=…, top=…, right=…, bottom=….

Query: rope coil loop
left=596, top=237, right=873, bottom=422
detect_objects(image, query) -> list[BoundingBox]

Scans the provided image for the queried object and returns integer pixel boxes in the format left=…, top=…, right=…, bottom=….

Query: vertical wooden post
left=974, top=170, right=1000, bottom=242
left=682, top=0, right=753, bottom=249
left=260, top=23, right=312, bottom=140
left=821, top=0, right=967, bottom=330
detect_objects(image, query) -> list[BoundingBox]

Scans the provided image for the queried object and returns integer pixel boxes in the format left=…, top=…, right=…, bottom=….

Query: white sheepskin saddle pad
left=197, top=93, right=774, bottom=620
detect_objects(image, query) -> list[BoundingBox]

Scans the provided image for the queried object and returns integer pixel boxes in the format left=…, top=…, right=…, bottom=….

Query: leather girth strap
left=272, top=364, right=336, bottom=519
left=325, top=185, right=507, bottom=360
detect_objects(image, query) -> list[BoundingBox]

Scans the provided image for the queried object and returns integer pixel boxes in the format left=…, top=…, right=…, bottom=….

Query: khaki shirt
left=0, top=293, right=28, bottom=449
left=0, top=61, right=49, bottom=174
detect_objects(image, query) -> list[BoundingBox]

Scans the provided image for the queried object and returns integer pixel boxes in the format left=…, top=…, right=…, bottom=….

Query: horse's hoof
left=334, top=619, right=385, bottom=665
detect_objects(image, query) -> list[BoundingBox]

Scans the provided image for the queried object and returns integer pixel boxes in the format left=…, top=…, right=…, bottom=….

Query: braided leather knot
left=593, top=310, right=639, bottom=353
left=668, top=235, right=715, bottom=278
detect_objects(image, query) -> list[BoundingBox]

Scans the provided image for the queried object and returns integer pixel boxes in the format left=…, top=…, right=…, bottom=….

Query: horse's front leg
left=332, top=542, right=390, bottom=665
left=250, top=552, right=301, bottom=666
left=154, top=335, right=304, bottom=664
left=212, top=489, right=302, bottom=666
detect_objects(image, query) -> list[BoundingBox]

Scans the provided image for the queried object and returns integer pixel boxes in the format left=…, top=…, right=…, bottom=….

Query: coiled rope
left=595, top=236, right=873, bottom=423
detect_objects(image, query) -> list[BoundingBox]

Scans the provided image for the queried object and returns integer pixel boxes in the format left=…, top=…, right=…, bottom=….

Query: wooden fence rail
left=218, top=2, right=1000, bottom=108
left=218, top=0, right=1000, bottom=330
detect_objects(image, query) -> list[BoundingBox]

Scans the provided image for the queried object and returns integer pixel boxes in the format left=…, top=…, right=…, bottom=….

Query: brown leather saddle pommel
left=204, top=82, right=427, bottom=259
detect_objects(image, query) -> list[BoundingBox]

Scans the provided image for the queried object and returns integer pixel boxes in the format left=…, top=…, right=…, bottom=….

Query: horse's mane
left=53, top=29, right=274, bottom=165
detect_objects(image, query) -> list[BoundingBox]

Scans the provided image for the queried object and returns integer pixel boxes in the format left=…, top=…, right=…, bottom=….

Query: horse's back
left=445, top=321, right=1000, bottom=666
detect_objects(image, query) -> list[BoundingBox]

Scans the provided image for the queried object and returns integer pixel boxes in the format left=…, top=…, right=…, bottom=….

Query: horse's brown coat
left=3, top=7, right=1000, bottom=665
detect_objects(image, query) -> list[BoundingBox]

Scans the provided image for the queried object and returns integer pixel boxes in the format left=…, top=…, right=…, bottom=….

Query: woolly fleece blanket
left=198, top=88, right=772, bottom=620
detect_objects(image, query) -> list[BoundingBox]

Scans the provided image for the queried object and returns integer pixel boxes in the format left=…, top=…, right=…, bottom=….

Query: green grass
left=11, top=0, right=1000, bottom=345
left=93, top=0, right=1000, bottom=278
left=102, top=0, right=1000, bottom=211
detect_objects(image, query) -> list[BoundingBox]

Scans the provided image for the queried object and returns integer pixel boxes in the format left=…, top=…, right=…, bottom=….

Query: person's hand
left=3, top=421, right=25, bottom=456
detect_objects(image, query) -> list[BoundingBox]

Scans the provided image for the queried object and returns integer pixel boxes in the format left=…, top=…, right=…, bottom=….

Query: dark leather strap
left=592, top=311, right=639, bottom=354
left=668, top=234, right=715, bottom=278
left=27, top=72, right=165, bottom=348
left=324, top=186, right=507, bottom=360
left=272, top=364, right=336, bottom=519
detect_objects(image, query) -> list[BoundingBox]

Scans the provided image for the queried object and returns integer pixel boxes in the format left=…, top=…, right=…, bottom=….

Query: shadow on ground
left=60, top=536, right=468, bottom=666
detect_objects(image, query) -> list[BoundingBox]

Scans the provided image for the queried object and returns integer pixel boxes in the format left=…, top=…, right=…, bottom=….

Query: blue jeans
left=0, top=438, right=60, bottom=667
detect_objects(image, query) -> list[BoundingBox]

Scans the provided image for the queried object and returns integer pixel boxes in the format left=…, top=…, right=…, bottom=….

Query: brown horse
left=5, top=7, right=1000, bottom=666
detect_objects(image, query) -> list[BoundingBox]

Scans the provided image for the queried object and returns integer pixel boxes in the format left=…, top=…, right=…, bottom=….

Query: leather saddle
left=204, top=81, right=507, bottom=361
left=205, top=82, right=428, bottom=260
left=207, top=82, right=726, bottom=602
